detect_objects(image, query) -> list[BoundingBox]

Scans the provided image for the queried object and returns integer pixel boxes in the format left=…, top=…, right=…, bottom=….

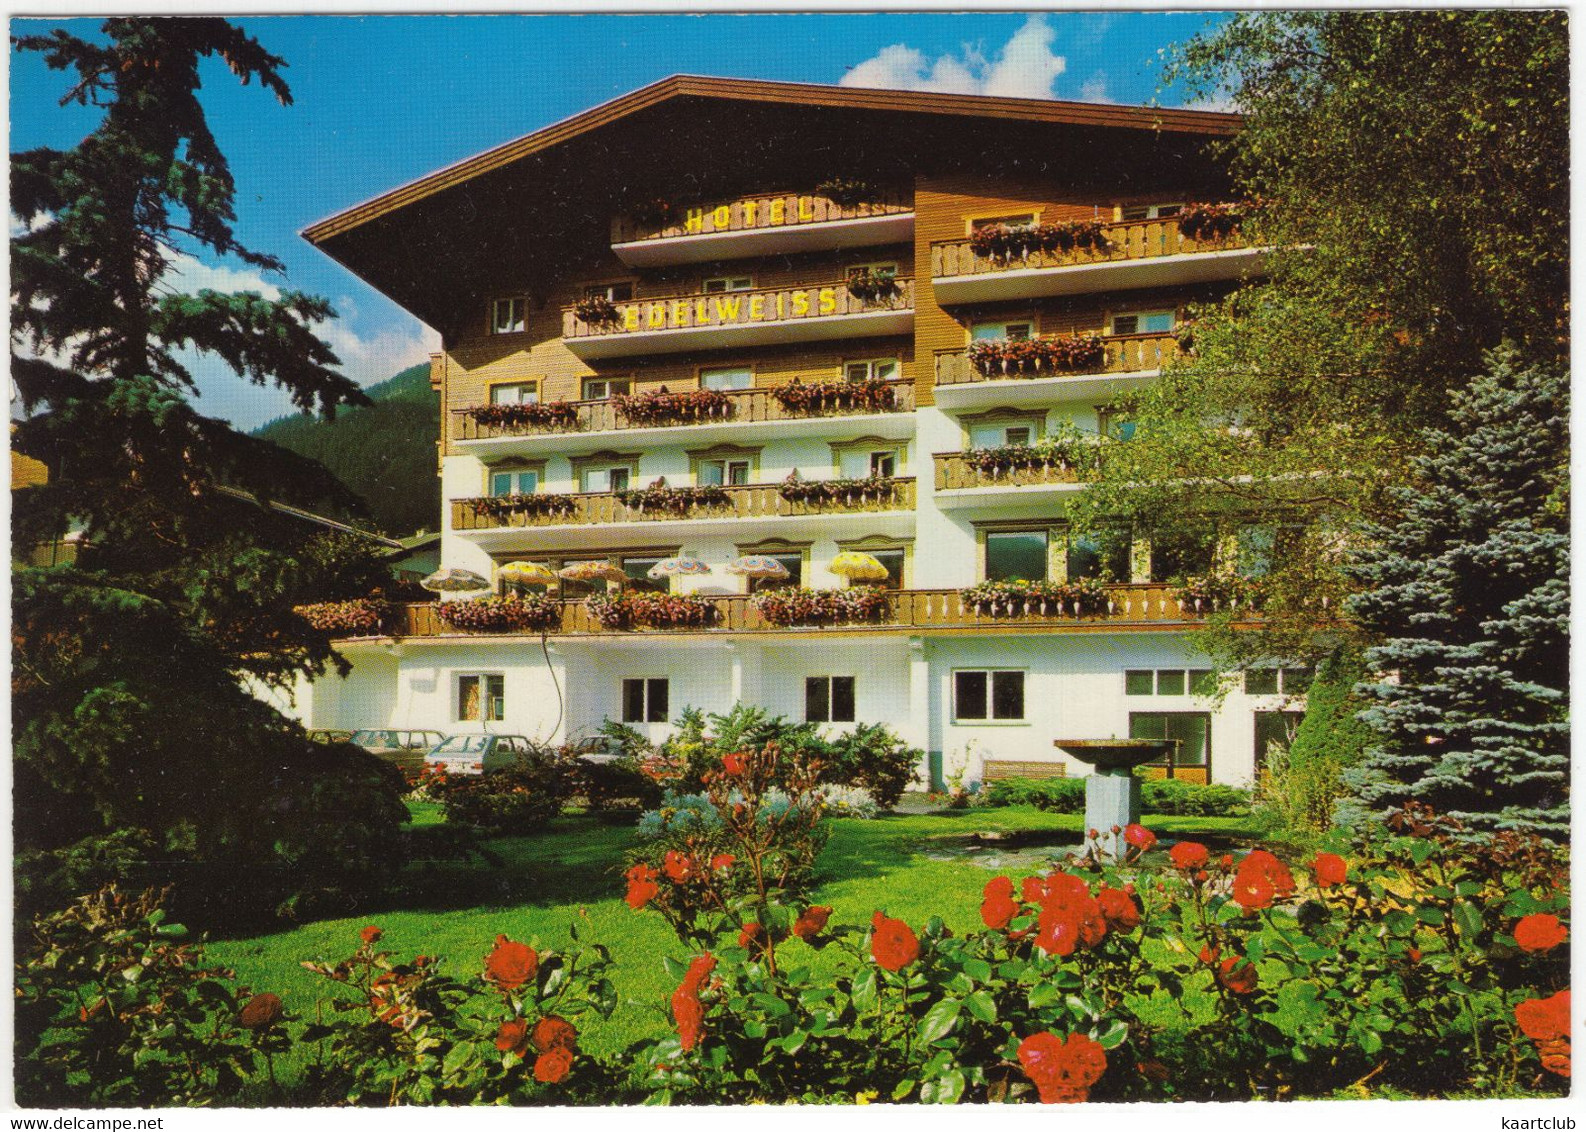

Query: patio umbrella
left=725, top=554, right=790, bottom=579
left=420, top=567, right=491, bottom=593
left=557, top=560, right=630, bottom=584
left=498, top=561, right=558, bottom=587
left=829, top=551, right=889, bottom=584
left=647, top=554, right=712, bottom=579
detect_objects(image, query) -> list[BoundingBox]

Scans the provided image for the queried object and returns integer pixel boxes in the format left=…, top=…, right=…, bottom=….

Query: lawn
left=207, top=802, right=1260, bottom=1091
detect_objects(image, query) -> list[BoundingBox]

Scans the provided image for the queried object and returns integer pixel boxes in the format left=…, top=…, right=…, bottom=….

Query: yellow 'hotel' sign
left=683, top=195, right=822, bottom=234
left=621, top=287, right=841, bottom=332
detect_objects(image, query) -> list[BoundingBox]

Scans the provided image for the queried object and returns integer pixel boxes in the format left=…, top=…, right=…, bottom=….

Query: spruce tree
left=10, top=18, right=406, bottom=923
left=1343, top=351, right=1569, bottom=837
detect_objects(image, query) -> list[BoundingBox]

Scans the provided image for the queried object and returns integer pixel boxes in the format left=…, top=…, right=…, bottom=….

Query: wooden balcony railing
left=561, top=278, right=915, bottom=343
left=451, top=379, right=914, bottom=441
left=934, top=452, right=1084, bottom=491
left=934, top=332, right=1177, bottom=387
left=379, top=583, right=1207, bottom=640
left=452, top=478, right=917, bottom=531
left=611, top=189, right=913, bottom=244
left=931, top=217, right=1249, bottom=279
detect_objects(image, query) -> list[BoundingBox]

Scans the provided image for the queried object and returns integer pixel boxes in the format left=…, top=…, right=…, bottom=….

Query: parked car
left=566, top=735, right=627, bottom=766
left=307, top=728, right=354, bottom=745
left=425, top=733, right=539, bottom=776
left=350, top=728, right=446, bottom=779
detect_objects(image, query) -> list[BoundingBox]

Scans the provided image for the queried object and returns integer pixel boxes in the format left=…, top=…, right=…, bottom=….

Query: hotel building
left=292, top=76, right=1302, bottom=788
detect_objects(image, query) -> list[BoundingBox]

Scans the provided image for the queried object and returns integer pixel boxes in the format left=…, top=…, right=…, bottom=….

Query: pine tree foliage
left=10, top=18, right=404, bottom=923
left=1269, top=649, right=1374, bottom=835
left=1343, top=352, right=1568, bottom=837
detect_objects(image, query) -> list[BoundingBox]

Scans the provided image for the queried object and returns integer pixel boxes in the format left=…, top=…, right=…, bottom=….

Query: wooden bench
left=982, top=760, right=1068, bottom=782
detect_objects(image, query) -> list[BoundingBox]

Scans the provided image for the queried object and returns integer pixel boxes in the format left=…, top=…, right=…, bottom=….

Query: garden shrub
left=433, top=749, right=572, bottom=835
left=1257, top=649, right=1373, bottom=835
left=981, top=777, right=1087, bottom=811
left=823, top=722, right=922, bottom=808
left=813, top=785, right=879, bottom=819
left=574, top=757, right=664, bottom=812
left=980, top=776, right=1250, bottom=817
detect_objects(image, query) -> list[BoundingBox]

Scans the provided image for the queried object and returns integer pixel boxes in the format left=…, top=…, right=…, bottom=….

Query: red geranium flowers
left=1017, top=1031, right=1108, bottom=1103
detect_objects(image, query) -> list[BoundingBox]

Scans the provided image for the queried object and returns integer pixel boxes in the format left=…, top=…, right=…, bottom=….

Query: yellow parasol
left=828, top=551, right=889, bottom=584
left=498, top=561, right=558, bottom=587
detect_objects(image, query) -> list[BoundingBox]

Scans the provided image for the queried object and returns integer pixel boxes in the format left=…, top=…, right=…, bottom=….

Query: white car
left=424, top=733, right=537, bottom=776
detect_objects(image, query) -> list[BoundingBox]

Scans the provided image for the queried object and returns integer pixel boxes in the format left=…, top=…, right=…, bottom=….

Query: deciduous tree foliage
left=1073, top=10, right=1568, bottom=668
left=10, top=18, right=405, bottom=923
left=1343, top=353, right=1568, bottom=837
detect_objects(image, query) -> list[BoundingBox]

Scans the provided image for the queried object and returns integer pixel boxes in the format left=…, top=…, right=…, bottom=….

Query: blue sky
left=10, top=12, right=1230, bottom=429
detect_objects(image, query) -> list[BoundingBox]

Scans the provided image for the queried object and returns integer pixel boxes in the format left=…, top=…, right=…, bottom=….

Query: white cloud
left=1079, top=75, right=1111, bottom=104
left=841, top=15, right=1067, bottom=100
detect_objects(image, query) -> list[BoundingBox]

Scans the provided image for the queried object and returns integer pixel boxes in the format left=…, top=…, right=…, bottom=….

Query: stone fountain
left=1053, top=739, right=1178, bottom=858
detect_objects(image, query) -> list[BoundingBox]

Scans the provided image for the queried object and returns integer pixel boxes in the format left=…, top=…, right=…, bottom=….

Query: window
left=583, top=377, right=631, bottom=401
left=1099, top=408, right=1137, bottom=442
left=1280, top=667, right=1314, bottom=694
left=806, top=676, right=856, bottom=723
left=622, top=678, right=669, bottom=723
left=489, top=469, right=539, bottom=496
left=1244, top=666, right=1312, bottom=696
left=1128, top=668, right=1219, bottom=696
left=1067, top=526, right=1131, bottom=581
left=581, top=466, right=632, bottom=493
left=870, top=548, right=905, bottom=589
left=971, top=213, right=1036, bottom=231
left=458, top=674, right=505, bottom=722
left=698, top=458, right=751, bottom=486
left=954, top=670, right=1026, bottom=722
left=1148, top=526, right=1216, bottom=583
left=843, top=358, right=900, bottom=382
left=1255, top=710, right=1304, bottom=770
left=1111, top=311, right=1176, bottom=336
left=700, top=366, right=753, bottom=391
left=622, top=556, right=669, bottom=595
left=491, top=298, right=525, bottom=335
left=1156, top=669, right=1187, bottom=696
left=971, top=321, right=1032, bottom=342
left=1125, top=670, right=1154, bottom=696
left=703, top=276, right=753, bottom=293
left=489, top=382, right=538, bottom=406
left=1129, top=712, right=1210, bottom=767
left=846, top=262, right=897, bottom=281
left=1244, top=668, right=1279, bottom=695
left=1120, top=203, right=1182, bottom=221
left=585, top=281, right=634, bottom=302
left=838, top=447, right=900, bottom=479
left=969, top=421, right=1036, bottom=449
left=985, top=529, right=1049, bottom=582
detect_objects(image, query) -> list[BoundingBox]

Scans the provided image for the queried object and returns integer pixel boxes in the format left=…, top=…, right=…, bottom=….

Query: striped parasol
left=725, top=554, right=790, bottom=579
left=829, top=551, right=889, bottom=583
left=557, top=560, right=630, bottom=584
left=420, top=567, right=491, bottom=593
left=647, top=554, right=712, bottom=579
left=498, top=561, right=558, bottom=587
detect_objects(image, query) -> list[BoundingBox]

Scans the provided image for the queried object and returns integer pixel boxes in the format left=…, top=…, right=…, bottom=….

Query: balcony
left=367, top=583, right=1215, bottom=642
left=932, top=332, right=1176, bottom=407
left=610, top=190, right=914, bottom=267
left=930, top=217, right=1266, bottom=305
left=561, top=279, right=914, bottom=360
left=450, top=478, right=917, bottom=547
left=450, top=379, right=914, bottom=455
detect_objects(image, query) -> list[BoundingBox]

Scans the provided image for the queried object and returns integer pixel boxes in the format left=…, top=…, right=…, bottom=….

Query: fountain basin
left=1054, top=738, right=1177, bottom=773
left=1053, top=739, right=1178, bottom=855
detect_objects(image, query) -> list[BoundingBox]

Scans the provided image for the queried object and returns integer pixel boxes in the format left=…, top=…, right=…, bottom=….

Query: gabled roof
left=302, top=75, right=1241, bottom=337
left=303, top=75, right=1240, bottom=246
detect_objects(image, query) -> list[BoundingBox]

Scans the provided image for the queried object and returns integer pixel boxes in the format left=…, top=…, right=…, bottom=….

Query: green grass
left=207, top=803, right=1261, bottom=1090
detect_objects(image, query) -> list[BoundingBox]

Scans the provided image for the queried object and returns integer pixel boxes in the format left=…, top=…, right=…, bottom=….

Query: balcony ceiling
left=933, top=247, right=1270, bottom=306
left=564, top=308, right=915, bottom=359
left=613, top=212, right=916, bottom=267
left=302, top=76, right=1238, bottom=340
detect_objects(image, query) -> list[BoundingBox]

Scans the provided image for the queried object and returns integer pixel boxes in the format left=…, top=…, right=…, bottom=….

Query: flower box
left=586, top=591, right=719, bottom=631
left=813, top=177, right=879, bottom=208
left=959, top=578, right=1108, bottom=618
left=465, top=401, right=580, bottom=431
left=465, top=493, right=577, bottom=521
left=1169, top=573, right=1267, bottom=613
left=612, top=388, right=733, bottom=426
left=777, top=472, right=899, bottom=507
left=845, top=269, right=900, bottom=305
left=573, top=295, right=620, bottom=324
left=616, top=478, right=731, bottom=514
left=434, top=593, right=562, bottom=633
left=967, top=335, right=1107, bottom=377
left=751, top=585, right=893, bottom=628
left=772, top=377, right=896, bottom=416
left=1176, top=201, right=1247, bottom=242
left=293, top=598, right=390, bottom=636
left=969, top=220, right=1110, bottom=262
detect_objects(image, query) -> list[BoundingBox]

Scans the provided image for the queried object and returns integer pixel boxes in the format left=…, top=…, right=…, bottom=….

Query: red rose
left=710, top=853, right=735, bottom=872
left=1017, top=1031, right=1108, bottom=1103
left=360, top=925, right=383, bottom=945
left=1408, top=947, right=1422, bottom=964
left=870, top=911, right=919, bottom=972
left=1515, top=990, right=1570, bottom=1042
left=1169, top=842, right=1209, bottom=871
left=495, top=1017, right=529, bottom=1054
left=1219, top=854, right=1234, bottom=870
left=1123, top=824, right=1157, bottom=852
left=238, top=992, right=283, bottom=1030
left=670, top=953, right=717, bottom=1051
left=722, top=752, right=747, bottom=776
left=793, top=905, right=832, bottom=941
left=1232, top=871, right=1275, bottom=912
left=533, top=1046, right=573, bottom=1084
left=1238, top=850, right=1295, bottom=899
left=625, top=862, right=660, bottom=909
left=1096, top=887, right=1140, bottom=931
left=1311, top=852, right=1348, bottom=888
left=738, top=921, right=768, bottom=950
left=981, top=876, right=1021, bottom=930
left=1537, top=1037, right=1571, bottom=1078
left=1514, top=913, right=1568, bottom=954
left=1198, top=944, right=1220, bottom=965
left=483, top=935, right=539, bottom=990
left=532, top=1014, right=578, bottom=1053
left=1218, top=956, right=1259, bottom=995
